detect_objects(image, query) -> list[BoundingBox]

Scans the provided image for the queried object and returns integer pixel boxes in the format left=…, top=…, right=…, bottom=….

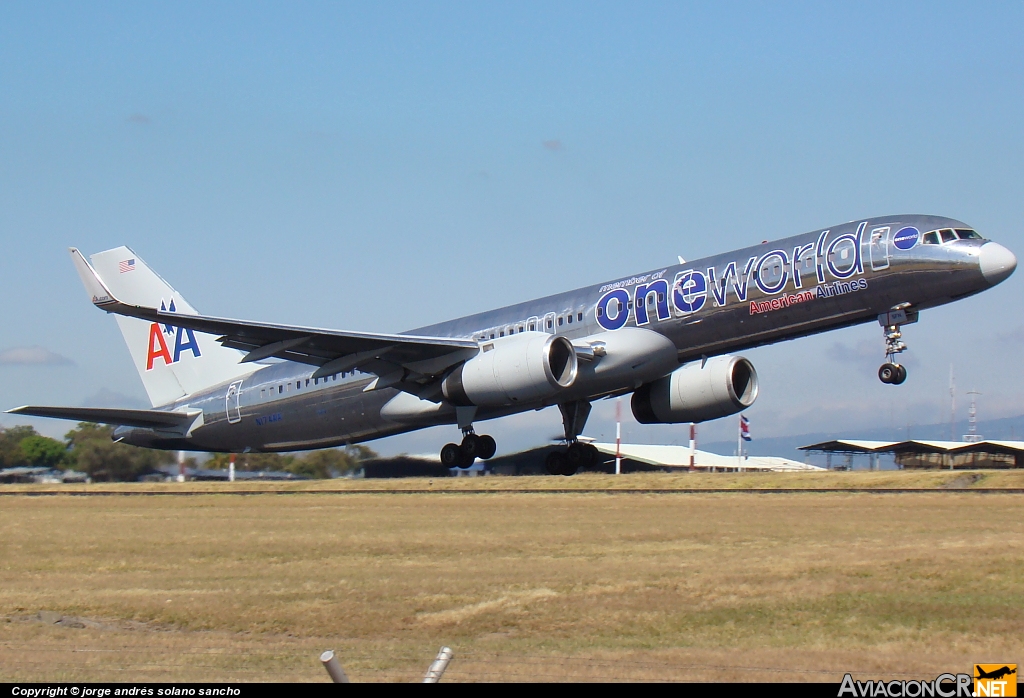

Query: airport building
left=799, top=439, right=1024, bottom=470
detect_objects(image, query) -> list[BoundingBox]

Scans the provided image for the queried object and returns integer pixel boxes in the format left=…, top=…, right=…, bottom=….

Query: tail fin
left=73, top=246, right=252, bottom=407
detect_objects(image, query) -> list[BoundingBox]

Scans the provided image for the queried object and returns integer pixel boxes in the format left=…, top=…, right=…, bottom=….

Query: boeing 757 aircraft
left=10, top=215, right=1017, bottom=474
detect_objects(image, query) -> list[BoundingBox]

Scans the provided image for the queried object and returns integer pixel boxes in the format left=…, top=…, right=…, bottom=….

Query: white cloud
left=0, top=346, right=74, bottom=367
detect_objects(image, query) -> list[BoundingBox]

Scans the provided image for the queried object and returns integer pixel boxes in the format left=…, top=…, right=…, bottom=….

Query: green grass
left=0, top=488, right=1021, bottom=681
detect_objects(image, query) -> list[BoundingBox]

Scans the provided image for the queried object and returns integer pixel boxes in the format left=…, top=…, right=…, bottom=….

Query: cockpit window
left=955, top=229, right=982, bottom=240
left=940, top=228, right=957, bottom=243
left=922, top=231, right=940, bottom=245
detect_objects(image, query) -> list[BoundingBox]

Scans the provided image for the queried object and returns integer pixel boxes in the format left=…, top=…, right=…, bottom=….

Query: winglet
left=69, top=247, right=118, bottom=308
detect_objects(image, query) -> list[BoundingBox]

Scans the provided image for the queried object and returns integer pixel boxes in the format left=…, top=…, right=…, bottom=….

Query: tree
left=19, top=435, right=68, bottom=469
left=64, top=423, right=115, bottom=449
left=288, top=449, right=350, bottom=479
left=73, top=439, right=159, bottom=482
left=287, top=445, right=378, bottom=479
left=0, top=425, right=39, bottom=467
left=60, top=422, right=173, bottom=480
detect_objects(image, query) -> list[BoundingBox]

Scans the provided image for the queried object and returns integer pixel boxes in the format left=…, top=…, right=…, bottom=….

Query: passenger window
left=567, top=315, right=572, bottom=324
left=558, top=317, right=563, bottom=326
left=922, top=231, right=940, bottom=245
left=499, top=331, right=505, bottom=337
left=278, top=385, right=283, bottom=394
left=577, top=312, right=583, bottom=322
left=260, top=388, right=266, bottom=399
left=657, top=294, right=664, bottom=304
left=955, top=229, right=981, bottom=240
left=305, top=378, right=309, bottom=386
left=940, top=229, right=956, bottom=243
left=518, top=325, right=524, bottom=332
left=529, top=322, right=536, bottom=331
left=547, top=319, right=553, bottom=328
left=490, top=333, right=495, bottom=339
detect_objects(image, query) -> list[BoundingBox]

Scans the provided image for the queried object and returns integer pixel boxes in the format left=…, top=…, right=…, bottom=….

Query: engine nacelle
left=631, top=355, right=758, bottom=424
left=442, top=332, right=578, bottom=407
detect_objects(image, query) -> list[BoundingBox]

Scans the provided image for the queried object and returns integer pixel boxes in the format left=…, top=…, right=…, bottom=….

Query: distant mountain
left=701, top=413, right=1024, bottom=467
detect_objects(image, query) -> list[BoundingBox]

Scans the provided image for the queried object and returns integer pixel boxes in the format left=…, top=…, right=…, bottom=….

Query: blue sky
left=2, top=2, right=1023, bottom=454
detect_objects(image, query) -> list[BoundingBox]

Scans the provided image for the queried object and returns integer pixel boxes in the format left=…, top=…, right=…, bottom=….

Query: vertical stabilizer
left=79, top=247, right=253, bottom=407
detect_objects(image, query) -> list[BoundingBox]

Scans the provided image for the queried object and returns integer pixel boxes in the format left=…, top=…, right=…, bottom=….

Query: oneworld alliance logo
left=893, top=226, right=920, bottom=250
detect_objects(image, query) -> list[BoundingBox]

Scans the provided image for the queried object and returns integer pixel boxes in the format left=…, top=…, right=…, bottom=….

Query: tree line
left=0, top=424, right=376, bottom=481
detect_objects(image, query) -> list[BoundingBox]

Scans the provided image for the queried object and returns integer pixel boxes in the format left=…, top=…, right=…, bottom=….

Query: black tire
left=566, top=443, right=585, bottom=468
left=477, top=435, right=497, bottom=460
left=878, top=363, right=896, bottom=384
left=893, top=364, right=907, bottom=385
left=582, top=443, right=600, bottom=467
left=456, top=451, right=475, bottom=469
left=440, top=443, right=462, bottom=467
left=545, top=450, right=567, bottom=475
left=561, top=460, right=578, bottom=476
left=460, top=433, right=482, bottom=458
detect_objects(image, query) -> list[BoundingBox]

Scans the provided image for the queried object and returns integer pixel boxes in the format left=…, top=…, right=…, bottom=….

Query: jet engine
left=631, top=355, right=758, bottom=424
left=442, top=332, right=578, bottom=407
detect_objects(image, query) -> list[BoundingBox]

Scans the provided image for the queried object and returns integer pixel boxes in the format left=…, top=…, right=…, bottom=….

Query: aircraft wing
left=7, top=405, right=201, bottom=430
left=71, top=248, right=478, bottom=398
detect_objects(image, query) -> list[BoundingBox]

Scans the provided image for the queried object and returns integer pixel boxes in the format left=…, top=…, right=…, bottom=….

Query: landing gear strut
left=877, top=306, right=916, bottom=385
left=545, top=401, right=600, bottom=476
left=440, top=407, right=496, bottom=468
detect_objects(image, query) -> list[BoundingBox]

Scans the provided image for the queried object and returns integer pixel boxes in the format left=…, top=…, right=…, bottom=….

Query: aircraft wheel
left=878, top=363, right=897, bottom=384
left=893, top=364, right=907, bottom=385
left=545, top=450, right=567, bottom=475
left=440, top=443, right=462, bottom=467
left=477, top=435, right=497, bottom=460
left=566, top=443, right=586, bottom=468
left=460, top=433, right=482, bottom=458
left=582, top=443, right=600, bottom=467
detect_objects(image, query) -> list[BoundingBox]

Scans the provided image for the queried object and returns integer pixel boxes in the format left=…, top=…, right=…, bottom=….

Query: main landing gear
left=545, top=401, right=600, bottom=476
left=440, top=407, right=496, bottom=468
left=440, top=431, right=497, bottom=469
left=877, top=306, right=916, bottom=385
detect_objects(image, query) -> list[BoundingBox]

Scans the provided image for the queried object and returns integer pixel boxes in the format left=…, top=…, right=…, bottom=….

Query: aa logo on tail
left=146, top=299, right=202, bottom=370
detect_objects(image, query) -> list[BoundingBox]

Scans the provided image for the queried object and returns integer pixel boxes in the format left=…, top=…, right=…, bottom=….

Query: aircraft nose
left=979, top=242, right=1017, bottom=286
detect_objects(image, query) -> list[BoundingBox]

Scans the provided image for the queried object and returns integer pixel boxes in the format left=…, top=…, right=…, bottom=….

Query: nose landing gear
left=877, top=307, right=917, bottom=385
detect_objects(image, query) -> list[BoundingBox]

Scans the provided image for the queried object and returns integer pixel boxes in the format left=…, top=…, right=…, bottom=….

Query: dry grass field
left=1, top=472, right=1022, bottom=682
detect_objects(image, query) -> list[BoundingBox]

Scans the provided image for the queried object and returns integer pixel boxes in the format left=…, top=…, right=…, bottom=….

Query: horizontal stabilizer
left=7, top=405, right=201, bottom=430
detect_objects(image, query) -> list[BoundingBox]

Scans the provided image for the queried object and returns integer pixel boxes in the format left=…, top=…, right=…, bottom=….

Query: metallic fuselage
left=118, top=214, right=1003, bottom=452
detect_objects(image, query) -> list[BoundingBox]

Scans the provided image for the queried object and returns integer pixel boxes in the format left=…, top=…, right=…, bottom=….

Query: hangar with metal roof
left=799, top=439, right=1024, bottom=470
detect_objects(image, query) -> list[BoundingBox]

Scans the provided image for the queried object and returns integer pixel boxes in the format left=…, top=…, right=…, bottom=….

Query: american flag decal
left=119, top=259, right=135, bottom=273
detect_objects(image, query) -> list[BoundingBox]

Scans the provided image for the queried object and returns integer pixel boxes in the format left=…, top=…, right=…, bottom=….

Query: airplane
left=975, top=666, right=1016, bottom=681
left=9, top=215, right=1017, bottom=475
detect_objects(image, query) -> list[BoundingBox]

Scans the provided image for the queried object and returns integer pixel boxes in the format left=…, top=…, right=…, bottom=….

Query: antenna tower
left=949, top=365, right=956, bottom=441
left=964, top=389, right=982, bottom=442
